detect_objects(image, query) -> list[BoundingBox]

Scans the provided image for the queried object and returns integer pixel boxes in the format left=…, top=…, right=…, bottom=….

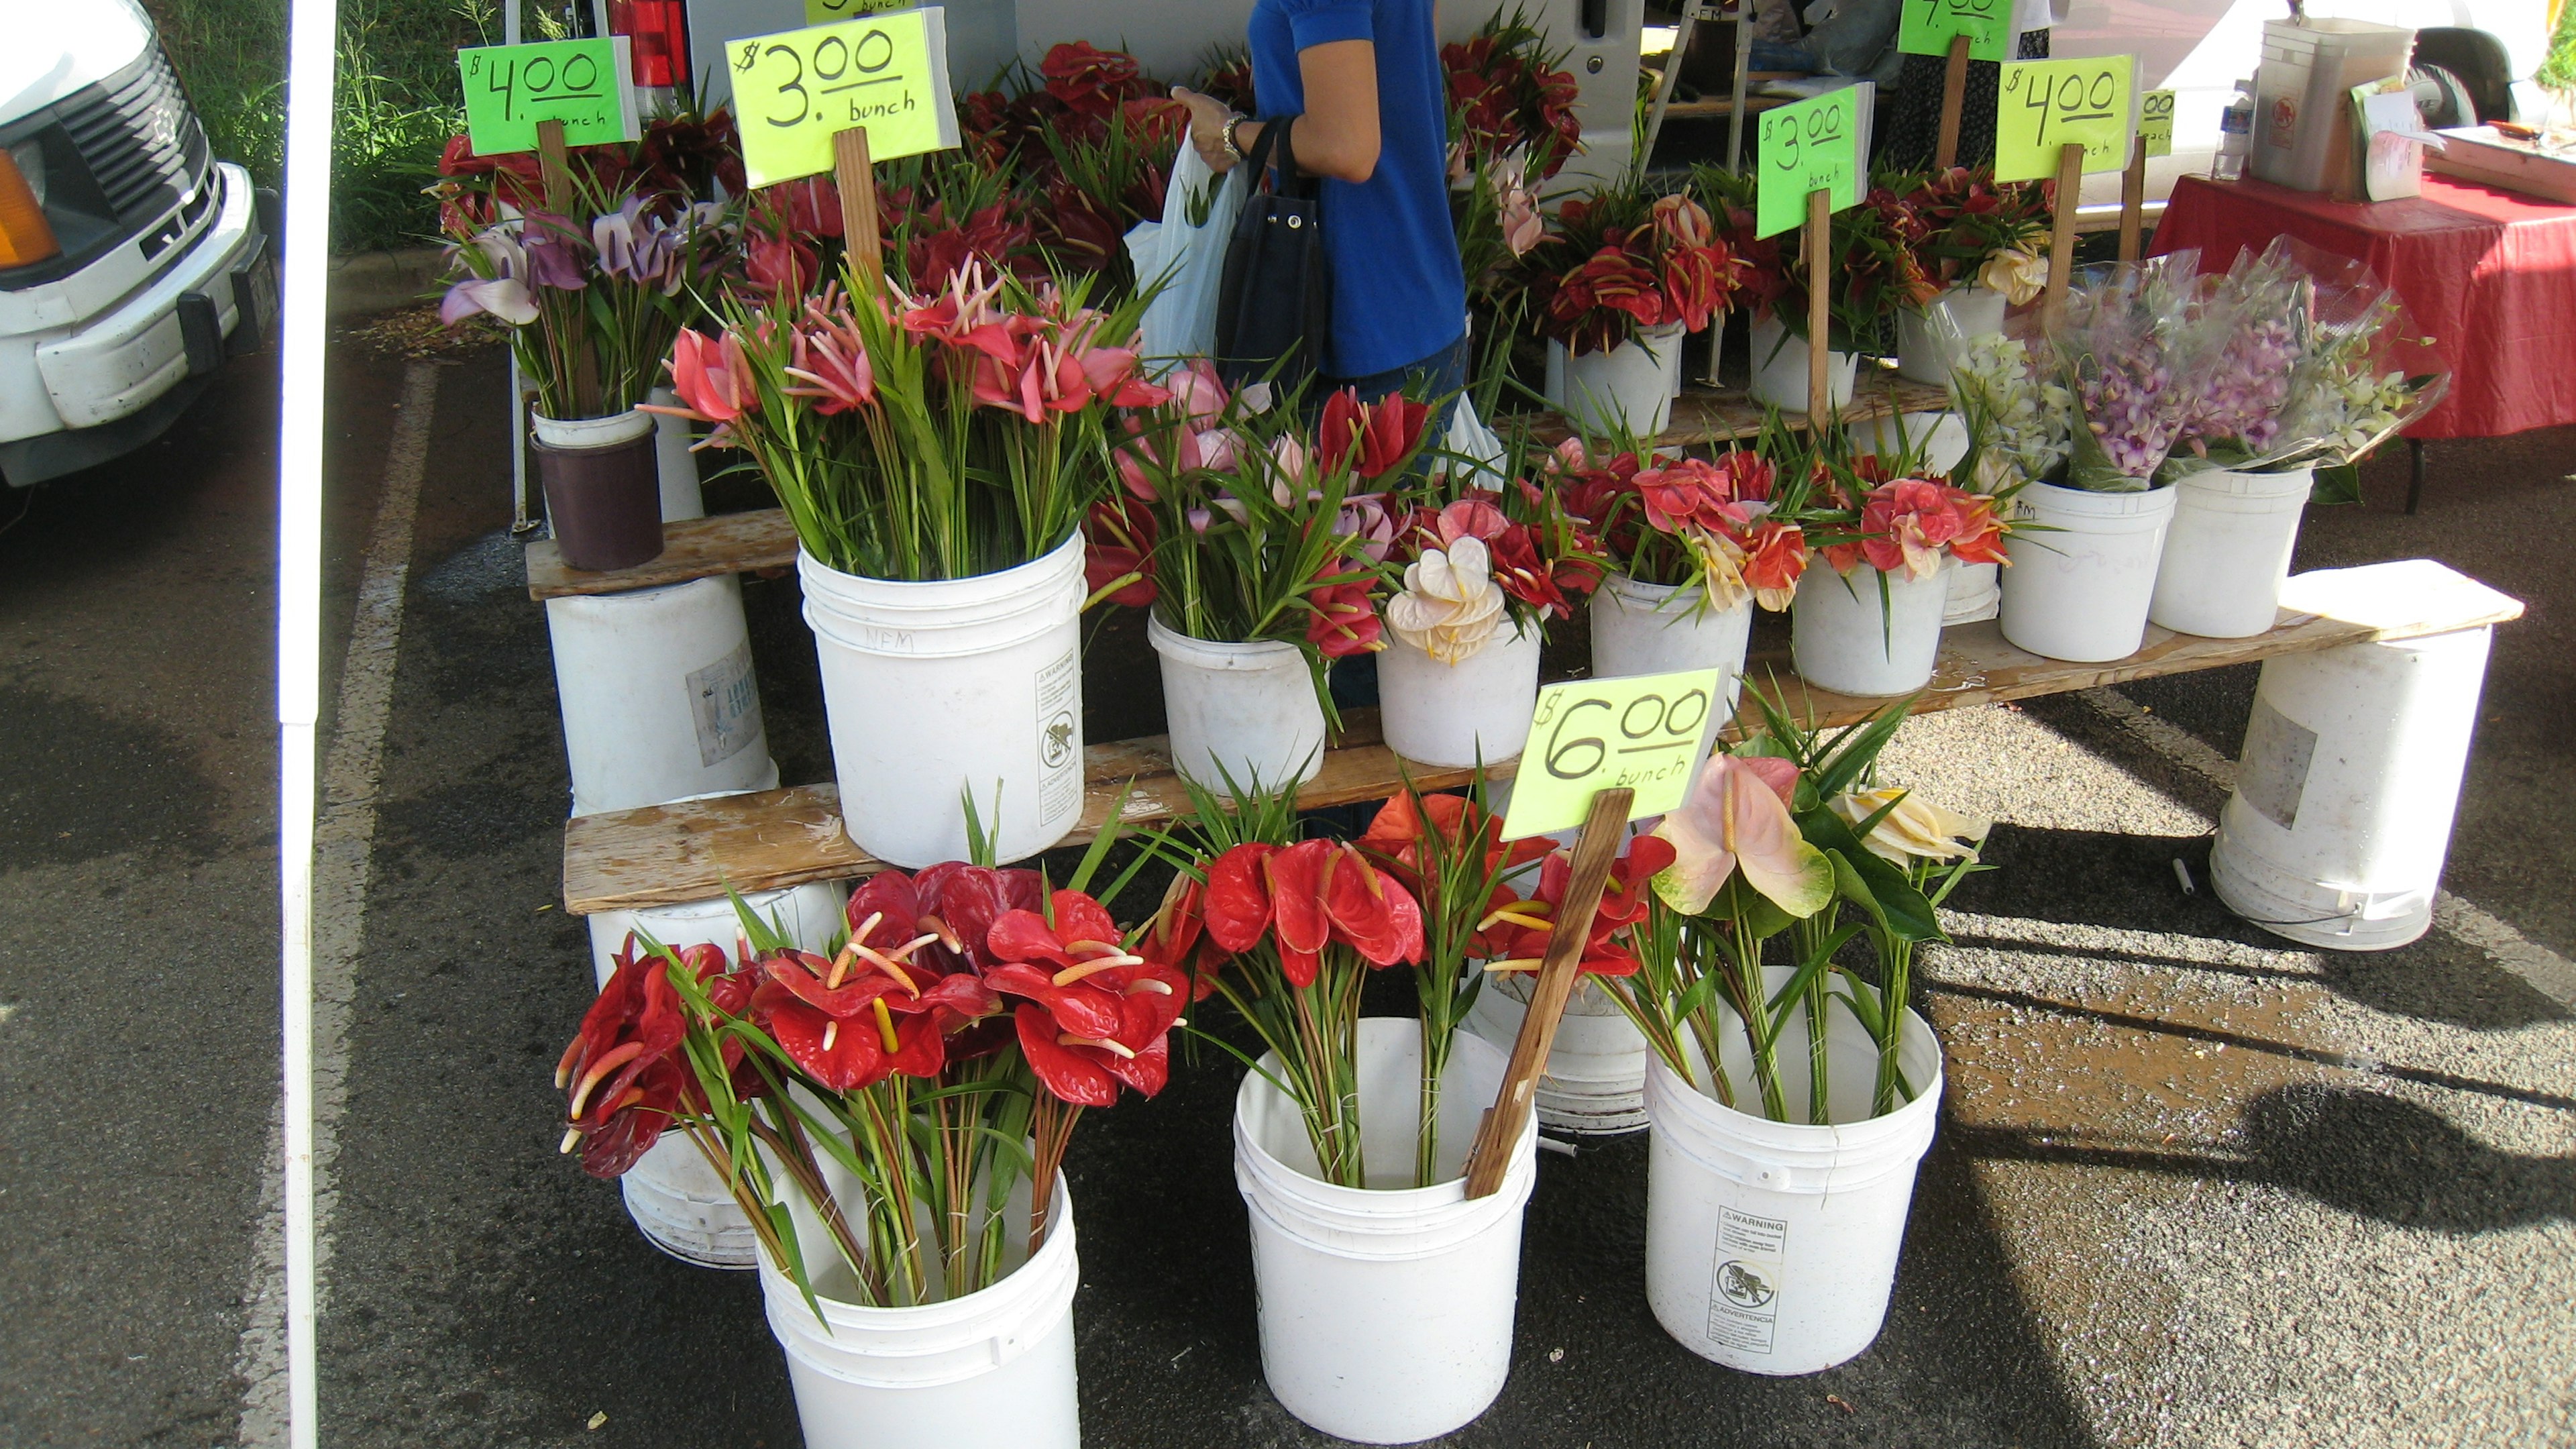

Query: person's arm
left=1171, top=39, right=1382, bottom=183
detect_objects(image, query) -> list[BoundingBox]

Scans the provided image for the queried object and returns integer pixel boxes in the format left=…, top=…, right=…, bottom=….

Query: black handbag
left=1213, top=117, right=1333, bottom=392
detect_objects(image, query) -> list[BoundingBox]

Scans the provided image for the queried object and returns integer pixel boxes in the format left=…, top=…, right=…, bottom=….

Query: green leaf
left=2310, top=462, right=2363, bottom=506
left=1803, top=813, right=1942, bottom=943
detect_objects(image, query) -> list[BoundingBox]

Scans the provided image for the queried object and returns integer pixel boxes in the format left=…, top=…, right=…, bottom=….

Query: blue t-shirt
left=1248, top=0, right=1466, bottom=380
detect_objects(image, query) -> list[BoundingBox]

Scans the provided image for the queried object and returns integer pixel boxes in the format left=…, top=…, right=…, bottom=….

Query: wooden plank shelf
left=523, top=376, right=1953, bottom=600
left=561, top=561, right=2524, bottom=914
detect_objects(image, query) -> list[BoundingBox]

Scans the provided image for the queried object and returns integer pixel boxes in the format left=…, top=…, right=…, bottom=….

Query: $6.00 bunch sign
left=1754, top=85, right=1868, bottom=239
left=731, top=8, right=961, bottom=189
left=1501, top=669, right=1729, bottom=841
left=1994, top=54, right=2135, bottom=182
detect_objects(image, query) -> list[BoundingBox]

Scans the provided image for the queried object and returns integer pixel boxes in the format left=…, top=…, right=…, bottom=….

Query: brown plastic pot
left=534, top=431, right=663, bottom=571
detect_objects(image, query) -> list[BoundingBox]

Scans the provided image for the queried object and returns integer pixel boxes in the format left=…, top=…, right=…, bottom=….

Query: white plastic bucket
left=1234, top=1020, right=1538, bottom=1444
left=1895, top=285, right=2008, bottom=385
left=1790, top=562, right=1949, bottom=697
left=2147, top=467, right=2312, bottom=639
left=1589, top=574, right=1752, bottom=710
left=2209, top=561, right=2506, bottom=951
left=547, top=575, right=779, bottom=817
left=1998, top=481, right=2179, bottom=663
left=531, top=409, right=653, bottom=449
left=1461, top=973, right=1651, bottom=1133
left=1377, top=620, right=1542, bottom=768
left=1644, top=969, right=1942, bottom=1375
left=759, top=1179, right=1081, bottom=1449
left=1944, top=561, right=2000, bottom=625
left=645, top=384, right=706, bottom=523
left=1546, top=322, right=1687, bottom=439
left=1148, top=614, right=1325, bottom=790
left=1843, top=410, right=1970, bottom=476
left=1748, top=312, right=1858, bottom=415
left=800, top=537, right=1087, bottom=867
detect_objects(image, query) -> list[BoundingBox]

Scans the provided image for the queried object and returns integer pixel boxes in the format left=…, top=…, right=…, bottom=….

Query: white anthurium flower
left=1979, top=245, right=2049, bottom=307
left=1385, top=535, right=1506, bottom=664
left=1829, top=786, right=1990, bottom=866
left=1688, top=527, right=1755, bottom=614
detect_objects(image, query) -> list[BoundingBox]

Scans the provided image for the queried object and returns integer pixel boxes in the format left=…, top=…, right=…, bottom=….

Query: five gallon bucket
left=1790, top=561, right=1949, bottom=696
left=586, top=879, right=848, bottom=1268
left=532, top=409, right=663, bottom=572
left=1377, top=621, right=1542, bottom=768
left=1547, top=322, right=1688, bottom=439
left=2210, top=561, right=2510, bottom=951
left=1148, top=614, right=1325, bottom=790
left=1644, top=969, right=1942, bottom=1376
left=1234, top=1020, right=1538, bottom=1444
left=1590, top=574, right=1752, bottom=707
left=547, top=575, right=779, bottom=817
left=644, top=384, right=706, bottom=523
left=800, top=537, right=1087, bottom=868
left=2147, top=467, right=2312, bottom=639
left=1844, top=411, right=1970, bottom=477
left=1462, top=974, right=1652, bottom=1134
left=1895, top=285, right=2007, bottom=385
left=759, top=1178, right=1082, bottom=1449
left=1999, top=481, right=2178, bottom=662
left=1748, top=313, right=1859, bottom=415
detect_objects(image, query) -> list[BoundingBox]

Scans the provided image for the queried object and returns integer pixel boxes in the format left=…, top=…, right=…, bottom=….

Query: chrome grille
left=57, top=45, right=209, bottom=225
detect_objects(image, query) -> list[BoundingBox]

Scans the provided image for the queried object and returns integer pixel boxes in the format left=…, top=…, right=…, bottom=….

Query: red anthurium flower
left=1205, top=843, right=1279, bottom=953
left=1305, top=575, right=1386, bottom=658
left=1479, top=835, right=1680, bottom=977
left=557, top=941, right=692, bottom=1177
left=655, top=329, right=754, bottom=426
left=1318, top=389, right=1432, bottom=481
left=983, top=890, right=1187, bottom=1105
left=1256, top=839, right=1427, bottom=986
left=743, top=229, right=818, bottom=300
left=1357, top=792, right=1552, bottom=898
left=1083, top=495, right=1157, bottom=607
left=1737, top=518, right=1810, bottom=611
left=752, top=871, right=1000, bottom=1092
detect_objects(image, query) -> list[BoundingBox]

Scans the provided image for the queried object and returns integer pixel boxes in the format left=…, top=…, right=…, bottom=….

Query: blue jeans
left=1326, top=329, right=1470, bottom=439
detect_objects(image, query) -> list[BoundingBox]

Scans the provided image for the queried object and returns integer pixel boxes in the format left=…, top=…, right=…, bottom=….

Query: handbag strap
left=1243, top=115, right=1320, bottom=201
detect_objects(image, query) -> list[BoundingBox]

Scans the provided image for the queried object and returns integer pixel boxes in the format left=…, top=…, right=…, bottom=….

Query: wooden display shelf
left=561, top=561, right=2524, bottom=914
left=522, top=376, right=1953, bottom=600
left=1650, top=96, right=1794, bottom=120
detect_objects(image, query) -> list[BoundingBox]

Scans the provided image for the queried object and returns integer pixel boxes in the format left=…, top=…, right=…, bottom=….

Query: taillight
left=608, top=0, right=690, bottom=89
left=0, top=146, right=58, bottom=267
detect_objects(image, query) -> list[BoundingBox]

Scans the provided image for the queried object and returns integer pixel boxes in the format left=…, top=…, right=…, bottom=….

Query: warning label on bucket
left=1035, top=647, right=1081, bottom=825
left=2239, top=697, right=2317, bottom=830
left=1707, top=1205, right=1786, bottom=1353
left=687, top=641, right=763, bottom=767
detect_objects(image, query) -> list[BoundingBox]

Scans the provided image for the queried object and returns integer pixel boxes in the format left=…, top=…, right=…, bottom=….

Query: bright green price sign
left=1500, top=669, right=1729, bottom=841
left=457, top=38, right=639, bottom=156
left=1755, top=86, right=1864, bottom=240
left=1897, top=0, right=2010, bottom=63
left=1995, top=55, right=2135, bottom=182
left=731, top=9, right=961, bottom=189
left=804, top=0, right=916, bottom=23
left=2139, top=88, right=2176, bottom=158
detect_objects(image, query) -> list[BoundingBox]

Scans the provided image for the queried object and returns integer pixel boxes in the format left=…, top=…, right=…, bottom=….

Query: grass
left=144, top=0, right=496, bottom=252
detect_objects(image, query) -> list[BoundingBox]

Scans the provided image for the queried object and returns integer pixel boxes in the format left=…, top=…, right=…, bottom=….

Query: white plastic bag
left=1441, top=390, right=1510, bottom=486
left=1125, top=125, right=1246, bottom=368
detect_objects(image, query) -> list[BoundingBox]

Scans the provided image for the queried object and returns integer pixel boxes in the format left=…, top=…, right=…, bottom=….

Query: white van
left=0, top=0, right=274, bottom=486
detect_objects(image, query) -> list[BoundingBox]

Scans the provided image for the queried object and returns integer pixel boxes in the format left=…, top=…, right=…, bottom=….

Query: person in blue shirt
left=1169, top=0, right=1468, bottom=418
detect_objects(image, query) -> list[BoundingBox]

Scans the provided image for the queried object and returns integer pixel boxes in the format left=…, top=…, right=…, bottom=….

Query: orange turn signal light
left=0, top=149, right=60, bottom=268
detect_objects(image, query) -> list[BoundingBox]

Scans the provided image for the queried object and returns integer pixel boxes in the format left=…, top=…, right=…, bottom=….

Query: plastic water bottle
left=2214, top=79, right=2255, bottom=180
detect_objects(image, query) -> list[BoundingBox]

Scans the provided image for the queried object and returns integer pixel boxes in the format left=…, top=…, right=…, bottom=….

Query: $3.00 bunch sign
left=1754, top=84, right=1870, bottom=239
left=731, top=7, right=962, bottom=187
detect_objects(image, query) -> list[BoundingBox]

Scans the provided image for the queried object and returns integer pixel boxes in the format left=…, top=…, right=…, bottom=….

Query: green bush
left=144, top=0, right=494, bottom=253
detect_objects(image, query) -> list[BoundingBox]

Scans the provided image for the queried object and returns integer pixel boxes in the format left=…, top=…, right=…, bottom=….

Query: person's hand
left=1170, top=87, right=1240, bottom=173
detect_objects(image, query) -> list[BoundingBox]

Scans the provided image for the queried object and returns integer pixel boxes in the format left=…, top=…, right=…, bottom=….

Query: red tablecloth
left=2149, top=174, right=2576, bottom=440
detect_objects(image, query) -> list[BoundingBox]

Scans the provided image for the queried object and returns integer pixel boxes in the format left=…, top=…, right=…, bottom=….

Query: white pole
left=276, top=0, right=338, bottom=1442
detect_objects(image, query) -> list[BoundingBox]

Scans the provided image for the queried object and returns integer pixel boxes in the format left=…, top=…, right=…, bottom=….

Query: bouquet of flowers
left=439, top=176, right=735, bottom=421
left=1548, top=431, right=1810, bottom=614
left=1518, top=178, right=1741, bottom=357
left=557, top=818, right=1182, bottom=1306
left=1695, top=162, right=1913, bottom=358
left=1946, top=331, right=2076, bottom=494
left=2047, top=254, right=2206, bottom=492
left=1444, top=6, right=1584, bottom=182
left=1082, top=366, right=1432, bottom=713
left=1378, top=441, right=1604, bottom=665
left=650, top=261, right=1165, bottom=581
left=1806, top=445, right=2012, bottom=589
left=1871, top=165, right=2052, bottom=310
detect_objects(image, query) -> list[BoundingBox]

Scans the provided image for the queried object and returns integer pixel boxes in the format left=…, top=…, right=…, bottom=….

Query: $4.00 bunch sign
left=1501, top=669, right=1729, bottom=840
left=1994, top=54, right=2135, bottom=182
left=731, top=8, right=961, bottom=188
left=1754, top=84, right=1870, bottom=239
left=457, top=38, right=640, bottom=155
left=1897, top=0, right=2009, bottom=64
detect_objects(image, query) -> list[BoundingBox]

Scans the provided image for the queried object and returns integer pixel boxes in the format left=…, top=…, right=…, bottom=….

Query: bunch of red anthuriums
left=557, top=828, right=1180, bottom=1307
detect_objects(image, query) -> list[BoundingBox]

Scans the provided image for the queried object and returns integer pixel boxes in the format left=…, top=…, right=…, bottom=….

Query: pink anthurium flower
left=1650, top=753, right=1835, bottom=918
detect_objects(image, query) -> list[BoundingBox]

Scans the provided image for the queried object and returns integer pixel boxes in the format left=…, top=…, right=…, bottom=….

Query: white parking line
left=232, top=360, right=439, bottom=1446
left=2076, top=686, right=2576, bottom=1010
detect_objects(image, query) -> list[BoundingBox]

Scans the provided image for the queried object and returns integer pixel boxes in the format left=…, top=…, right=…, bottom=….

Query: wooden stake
left=833, top=127, right=883, bottom=298
left=534, top=119, right=600, bottom=416
left=1462, top=787, right=1635, bottom=1199
left=1806, top=188, right=1832, bottom=433
left=2117, top=135, right=2148, bottom=264
left=1933, top=34, right=1971, bottom=171
left=2043, top=141, right=2084, bottom=329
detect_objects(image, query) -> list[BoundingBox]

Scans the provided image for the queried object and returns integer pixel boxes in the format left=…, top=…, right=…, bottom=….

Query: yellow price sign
left=1994, top=54, right=2135, bottom=183
left=804, top=0, right=916, bottom=23
left=1500, top=669, right=1729, bottom=841
left=2139, top=88, right=2176, bottom=158
left=730, top=8, right=960, bottom=189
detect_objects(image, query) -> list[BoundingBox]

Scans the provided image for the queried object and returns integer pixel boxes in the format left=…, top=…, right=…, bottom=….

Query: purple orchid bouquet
left=2048, top=254, right=2203, bottom=493
left=441, top=186, right=736, bottom=421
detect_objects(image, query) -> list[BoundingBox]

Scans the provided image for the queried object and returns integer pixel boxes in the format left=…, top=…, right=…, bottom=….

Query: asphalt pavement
left=3, top=325, right=2570, bottom=1448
